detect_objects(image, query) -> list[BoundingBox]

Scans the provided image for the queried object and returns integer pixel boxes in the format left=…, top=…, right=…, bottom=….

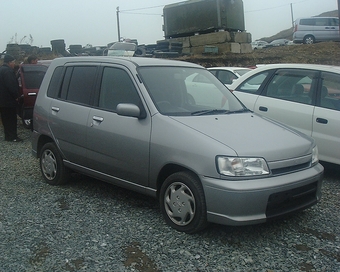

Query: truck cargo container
left=163, top=0, right=245, bottom=39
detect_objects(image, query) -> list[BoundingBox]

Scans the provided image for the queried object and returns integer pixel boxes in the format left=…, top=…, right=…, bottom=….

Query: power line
left=245, top=0, right=312, bottom=13
left=120, top=11, right=162, bottom=16
left=120, top=5, right=164, bottom=12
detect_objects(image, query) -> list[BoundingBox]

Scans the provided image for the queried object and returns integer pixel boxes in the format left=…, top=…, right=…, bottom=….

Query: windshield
left=138, top=66, right=246, bottom=116
left=110, top=42, right=137, bottom=51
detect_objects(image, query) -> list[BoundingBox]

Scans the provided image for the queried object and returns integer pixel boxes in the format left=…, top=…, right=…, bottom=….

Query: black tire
left=134, top=46, right=146, bottom=57
left=22, top=118, right=32, bottom=130
left=303, top=35, right=315, bottom=44
left=160, top=171, right=208, bottom=233
left=40, top=143, right=70, bottom=185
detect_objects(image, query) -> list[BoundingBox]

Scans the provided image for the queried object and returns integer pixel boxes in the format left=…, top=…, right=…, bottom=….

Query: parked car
left=264, top=39, right=290, bottom=48
left=251, top=40, right=268, bottom=50
left=229, top=63, right=340, bottom=165
left=17, top=60, right=50, bottom=129
left=208, top=67, right=252, bottom=88
left=293, top=17, right=340, bottom=44
left=32, top=57, right=323, bottom=233
left=106, top=42, right=137, bottom=57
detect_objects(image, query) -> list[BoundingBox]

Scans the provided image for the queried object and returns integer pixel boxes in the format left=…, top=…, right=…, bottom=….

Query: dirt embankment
left=176, top=41, right=340, bottom=68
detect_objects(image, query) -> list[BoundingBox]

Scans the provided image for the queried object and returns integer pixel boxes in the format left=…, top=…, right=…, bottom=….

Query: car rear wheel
left=40, top=142, right=70, bottom=185
left=160, top=171, right=208, bottom=233
left=303, top=35, right=315, bottom=44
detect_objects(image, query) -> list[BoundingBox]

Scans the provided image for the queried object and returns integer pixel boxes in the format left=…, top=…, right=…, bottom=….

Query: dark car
left=17, top=61, right=50, bottom=128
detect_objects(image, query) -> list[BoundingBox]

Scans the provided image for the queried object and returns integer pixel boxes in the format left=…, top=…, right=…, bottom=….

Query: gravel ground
left=0, top=120, right=339, bottom=272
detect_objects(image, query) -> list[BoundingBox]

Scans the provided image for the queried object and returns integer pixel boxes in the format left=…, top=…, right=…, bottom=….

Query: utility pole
left=116, top=6, right=121, bottom=42
left=290, top=3, right=294, bottom=28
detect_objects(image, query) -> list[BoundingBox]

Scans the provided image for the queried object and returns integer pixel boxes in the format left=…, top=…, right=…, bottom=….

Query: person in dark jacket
left=0, top=54, right=22, bottom=142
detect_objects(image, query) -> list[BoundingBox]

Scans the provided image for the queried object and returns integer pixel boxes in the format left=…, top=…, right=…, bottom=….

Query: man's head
left=3, top=54, right=16, bottom=69
left=27, top=55, right=38, bottom=64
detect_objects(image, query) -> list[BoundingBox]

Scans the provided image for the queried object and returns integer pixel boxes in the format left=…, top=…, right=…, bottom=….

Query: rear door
left=312, top=71, right=340, bottom=164
left=314, top=18, right=339, bottom=41
left=86, top=65, right=151, bottom=186
left=48, top=65, right=98, bottom=165
left=19, top=64, right=48, bottom=117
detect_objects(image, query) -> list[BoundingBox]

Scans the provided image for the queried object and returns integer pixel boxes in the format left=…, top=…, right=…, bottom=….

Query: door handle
left=316, top=118, right=328, bottom=124
left=259, top=106, right=268, bottom=112
left=93, top=116, right=104, bottom=122
left=51, top=106, right=60, bottom=112
left=91, top=116, right=104, bottom=127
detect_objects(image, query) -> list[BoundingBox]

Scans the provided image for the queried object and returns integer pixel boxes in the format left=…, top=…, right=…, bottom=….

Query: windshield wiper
left=191, top=108, right=249, bottom=116
left=227, top=108, right=249, bottom=114
left=191, top=109, right=229, bottom=116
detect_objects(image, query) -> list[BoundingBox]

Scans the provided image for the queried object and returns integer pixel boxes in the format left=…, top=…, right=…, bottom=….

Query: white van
left=293, top=17, right=340, bottom=44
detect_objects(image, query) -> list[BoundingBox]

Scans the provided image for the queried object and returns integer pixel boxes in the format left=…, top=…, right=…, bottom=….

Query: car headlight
left=217, top=156, right=269, bottom=177
left=311, top=146, right=319, bottom=166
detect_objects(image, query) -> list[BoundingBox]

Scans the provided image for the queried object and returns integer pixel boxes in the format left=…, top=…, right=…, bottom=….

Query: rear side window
left=21, top=66, right=47, bottom=89
left=330, top=18, right=339, bottom=26
left=60, top=66, right=97, bottom=105
left=320, top=72, right=340, bottom=110
left=315, top=18, right=330, bottom=26
left=300, top=18, right=315, bottom=26
left=216, top=70, right=237, bottom=85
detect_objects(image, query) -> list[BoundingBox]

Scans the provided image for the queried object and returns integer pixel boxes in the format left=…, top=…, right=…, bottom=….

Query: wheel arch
left=36, top=135, right=55, bottom=158
left=156, top=164, right=201, bottom=199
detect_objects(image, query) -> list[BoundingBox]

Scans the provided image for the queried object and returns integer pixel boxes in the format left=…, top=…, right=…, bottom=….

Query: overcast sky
left=1, top=0, right=338, bottom=51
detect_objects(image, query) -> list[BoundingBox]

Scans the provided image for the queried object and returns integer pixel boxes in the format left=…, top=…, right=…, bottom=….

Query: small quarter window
left=236, top=72, right=268, bottom=94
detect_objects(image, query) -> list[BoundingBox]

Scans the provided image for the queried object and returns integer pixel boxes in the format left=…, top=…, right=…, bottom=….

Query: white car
left=251, top=40, right=268, bottom=49
left=208, top=67, right=252, bottom=88
left=229, top=63, right=340, bottom=165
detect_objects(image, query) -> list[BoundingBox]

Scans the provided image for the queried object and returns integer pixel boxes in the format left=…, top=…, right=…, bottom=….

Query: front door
left=86, top=66, right=151, bottom=187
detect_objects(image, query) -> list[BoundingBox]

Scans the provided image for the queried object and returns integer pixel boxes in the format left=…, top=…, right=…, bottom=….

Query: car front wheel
left=40, top=142, right=70, bottom=185
left=160, top=171, right=208, bottom=233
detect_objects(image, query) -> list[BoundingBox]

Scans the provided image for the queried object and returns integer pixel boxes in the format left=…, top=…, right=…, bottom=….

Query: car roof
left=239, top=63, right=340, bottom=73
left=229, top=63, right=340, bottom=88
left=296, top=16, right=338, bottom=20
left=48, top=56, right=204, bottom=69
left=208, top=67, right=251, bottom=71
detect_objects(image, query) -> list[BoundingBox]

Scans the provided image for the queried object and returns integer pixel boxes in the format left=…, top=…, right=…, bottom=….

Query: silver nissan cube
left=32, top=57, right=324, bottom=233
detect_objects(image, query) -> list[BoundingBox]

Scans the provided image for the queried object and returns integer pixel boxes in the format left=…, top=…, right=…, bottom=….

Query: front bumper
left=201, top=163, right=324, bottom=226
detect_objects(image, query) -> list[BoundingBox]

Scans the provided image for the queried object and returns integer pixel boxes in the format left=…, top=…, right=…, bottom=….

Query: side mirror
left=116, top=103, right=144, bottom=119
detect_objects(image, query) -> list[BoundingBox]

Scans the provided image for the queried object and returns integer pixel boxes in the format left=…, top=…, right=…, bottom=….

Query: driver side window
left=99, top=67, right=140, bottom=111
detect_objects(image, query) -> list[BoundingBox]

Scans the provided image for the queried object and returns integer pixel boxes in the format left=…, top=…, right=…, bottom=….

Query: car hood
left=170, top=112, right=313, bottom=162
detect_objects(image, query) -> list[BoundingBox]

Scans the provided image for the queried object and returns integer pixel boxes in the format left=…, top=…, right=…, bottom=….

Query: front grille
left=266, top=181, right=318, bottom=218
left=271, top=161, right=310, bottom=176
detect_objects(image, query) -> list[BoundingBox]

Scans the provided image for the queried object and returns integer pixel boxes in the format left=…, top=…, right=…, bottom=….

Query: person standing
left=0, top=54, right=22, bottom=142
